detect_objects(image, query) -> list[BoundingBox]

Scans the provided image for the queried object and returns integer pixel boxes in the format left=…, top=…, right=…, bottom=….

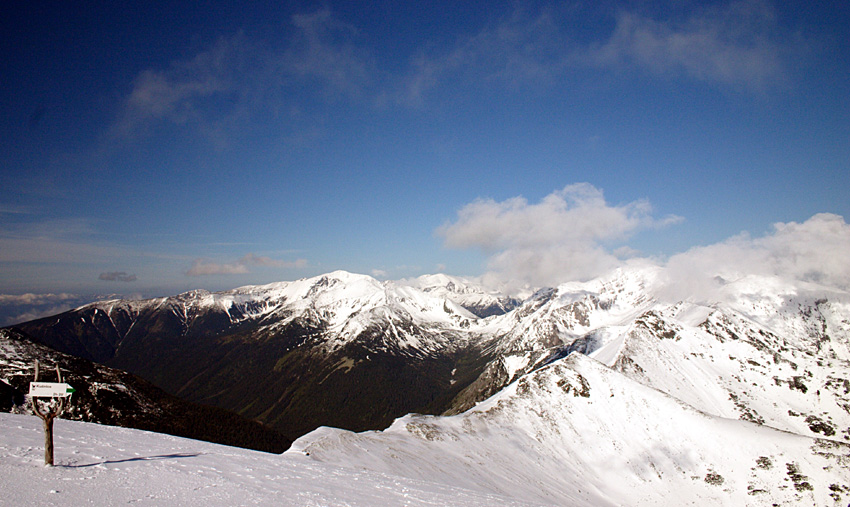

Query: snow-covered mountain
left=9, top=271, right=501, bottom=440
left=7, top=266, right=850, bottom=448
left=446, top=268, right=850, bottom=445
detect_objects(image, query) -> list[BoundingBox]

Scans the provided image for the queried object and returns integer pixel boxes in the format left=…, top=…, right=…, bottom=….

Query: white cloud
left=370, top=269, right=388, bottom=279
left=186, top=254, right=307, bottom=276
left=665, top=213, right=850, bottom=296
left=438, top=183, right=681, bottom=289
left=441, top=185, right=849, bottom=297
left=0, top=293, right=90, bottom=326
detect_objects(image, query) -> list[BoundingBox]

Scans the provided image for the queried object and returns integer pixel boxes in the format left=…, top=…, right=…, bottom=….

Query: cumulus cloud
left=441, top=185, right=849, bottom=297
left=186, top=253, right=307, bottom=276
left=438, top=183, right=681, bottom=289
left=99, top=272, right=137, bottom=282
left=665, top=213, right=850, bottom=297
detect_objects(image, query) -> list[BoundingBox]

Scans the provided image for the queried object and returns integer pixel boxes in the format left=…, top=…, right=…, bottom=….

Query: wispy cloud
left=282, top=8, right=374, bottom=97
left=403, top=0, right=794, bottom=102
left=110, top=33, right=252, bottom=139
left=108, top=2, right=798, bottom=135
left=0, top=218, right=126, bottom=264
left=99, top=272, right=137, bottom=282
left=111, top=9, right=374, bottom=140
left=438, top=183, right=682, bottom=289
left=400, top=7, right=566, bottom=105
left=186, top=253, right=307, bottom=276
left=587, top=0, right=790, bottom=90
left=0, top=204, right=32, bottom=215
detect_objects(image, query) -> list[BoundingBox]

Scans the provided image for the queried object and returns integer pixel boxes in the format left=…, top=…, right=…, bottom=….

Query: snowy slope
left=447, top=267, right=850, bottom=441
left=401, top=273, right=520, bottom=317
left=5, top=353, right=847, bottom=506
left=0, top=413, right=541, bottom=507
left=294, top=353, right=850, bottom=506
left=580, top=275, right=850, bottom=442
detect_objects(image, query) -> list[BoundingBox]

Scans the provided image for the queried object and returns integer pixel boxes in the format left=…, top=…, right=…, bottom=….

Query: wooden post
left=30, top=360, right=68, bottom=466
left=43, top=417, right=54, bottom=466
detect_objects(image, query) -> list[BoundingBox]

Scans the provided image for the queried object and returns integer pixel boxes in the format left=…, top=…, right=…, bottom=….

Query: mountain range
left=3, top=266, right=850, bottom=503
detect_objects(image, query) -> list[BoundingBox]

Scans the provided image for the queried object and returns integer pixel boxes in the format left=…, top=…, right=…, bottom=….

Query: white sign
left=29, top=382, right=76, bottom=398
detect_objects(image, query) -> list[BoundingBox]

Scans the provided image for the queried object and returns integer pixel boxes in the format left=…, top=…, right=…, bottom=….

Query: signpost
left=29, top=382, right=76, bottom=398
left=30, top=361, right=73, bottom=466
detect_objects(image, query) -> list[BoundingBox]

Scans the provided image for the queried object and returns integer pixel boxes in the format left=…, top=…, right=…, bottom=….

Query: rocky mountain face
left=7, top=267, right=850, bottom=455
left=0, top=328, right=290, bottom=453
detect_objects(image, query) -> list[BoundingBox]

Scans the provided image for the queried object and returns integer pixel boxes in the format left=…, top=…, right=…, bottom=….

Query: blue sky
left=1, top=0, right=849, bottom=320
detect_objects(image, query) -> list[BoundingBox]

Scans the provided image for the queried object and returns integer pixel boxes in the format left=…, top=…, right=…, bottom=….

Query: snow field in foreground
left=0, top=413, right=542, bottom=507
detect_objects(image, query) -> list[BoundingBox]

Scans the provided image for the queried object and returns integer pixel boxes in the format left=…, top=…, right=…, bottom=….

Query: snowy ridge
left=70, top=270, right=482, bottom=355
left=293, top=353, right=850, bottom=506
left=484, top=265, right=663, bottom=355
left=594, top=295, right=850, bottom=442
